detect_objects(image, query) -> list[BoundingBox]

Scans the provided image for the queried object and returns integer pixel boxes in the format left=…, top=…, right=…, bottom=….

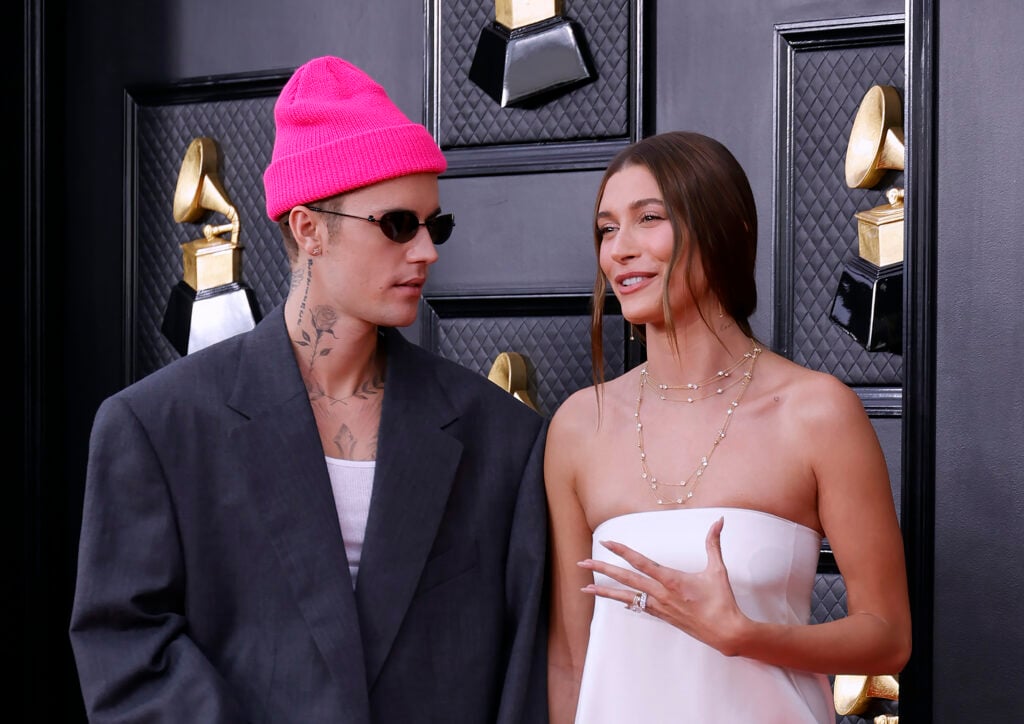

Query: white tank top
left=324, top=456, right=375, bottom=587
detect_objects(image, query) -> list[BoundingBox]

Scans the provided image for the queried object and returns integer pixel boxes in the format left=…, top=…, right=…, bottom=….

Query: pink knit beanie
left=263, top=56, right=447, bottom=221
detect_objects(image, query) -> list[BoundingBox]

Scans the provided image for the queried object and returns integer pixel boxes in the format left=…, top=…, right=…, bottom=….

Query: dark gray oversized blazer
left=70, top=304, right=549, bottom=723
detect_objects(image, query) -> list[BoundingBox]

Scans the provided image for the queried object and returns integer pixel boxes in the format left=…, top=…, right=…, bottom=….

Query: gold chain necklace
left=635, top=343, right=762, bottom=505
left=653, top=369, right=751, bottom=403
left=647, top=348, right=753, bottom=393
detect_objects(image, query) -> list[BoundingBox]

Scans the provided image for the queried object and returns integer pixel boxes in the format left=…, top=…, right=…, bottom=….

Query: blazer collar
left=355, top=327, right=464, bottom=687
left=226, top=312, right=465, bottom=695
left=226, top=305, right=372, bottom=718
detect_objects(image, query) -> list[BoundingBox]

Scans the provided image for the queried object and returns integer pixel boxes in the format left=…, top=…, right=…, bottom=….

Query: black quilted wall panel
left=432, top=0, right=632, bottom=149
left=776, top=19, right=905, bottom=387
left=129, top=80, right=290, bottom=379
left=812, top=572, right=848, bottom=625
left=421, top=296, right=629, bottom=418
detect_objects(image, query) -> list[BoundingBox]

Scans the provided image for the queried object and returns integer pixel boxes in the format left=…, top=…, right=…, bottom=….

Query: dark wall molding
left=126, top=68, right=294, bottom=106
left=21, top=0, right=77, bottom=718
left=900, top=0, right=938, bottom=720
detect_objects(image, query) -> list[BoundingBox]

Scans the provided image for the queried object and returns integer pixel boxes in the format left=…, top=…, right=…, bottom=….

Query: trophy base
left=161, top=280, right=261, bottom=357
left=468, top=16, right=594, bottom=108
left=828, top=255, right=902, bottom=354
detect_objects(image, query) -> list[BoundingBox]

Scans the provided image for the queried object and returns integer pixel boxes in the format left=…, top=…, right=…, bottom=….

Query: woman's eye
left=597, top=224, right=618, bottom=237
left=640, top=212, right=663, bottom=223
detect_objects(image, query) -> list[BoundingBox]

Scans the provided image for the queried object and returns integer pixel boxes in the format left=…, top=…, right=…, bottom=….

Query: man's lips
left=394, top=277, right=427, bottom=294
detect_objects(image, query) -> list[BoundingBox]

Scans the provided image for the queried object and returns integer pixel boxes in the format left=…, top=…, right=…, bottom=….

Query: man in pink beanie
left=71, top=56, right=549, bottom=723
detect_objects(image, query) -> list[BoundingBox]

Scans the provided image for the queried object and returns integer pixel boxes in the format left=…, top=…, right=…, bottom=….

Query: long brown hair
left=590, top=131, right=758, bottom=385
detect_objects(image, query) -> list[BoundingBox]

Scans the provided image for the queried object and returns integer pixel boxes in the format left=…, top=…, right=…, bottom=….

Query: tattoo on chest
left=308, top=372, right=384, bottom=460
left=330, top=424, right=378, bottom=460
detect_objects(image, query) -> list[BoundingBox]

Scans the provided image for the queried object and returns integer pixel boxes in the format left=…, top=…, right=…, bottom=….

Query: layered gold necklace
left=634, top=342, right=762, bottom=505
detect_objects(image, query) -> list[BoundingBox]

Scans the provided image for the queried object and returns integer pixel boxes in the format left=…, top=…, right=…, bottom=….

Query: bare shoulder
left=549, top=371, right=635, bottom=439
left=760, top=351, right=866, bottom=432
left=548, top=383, right=600, bottom=436
left=545, top=371, right=638, bottom=487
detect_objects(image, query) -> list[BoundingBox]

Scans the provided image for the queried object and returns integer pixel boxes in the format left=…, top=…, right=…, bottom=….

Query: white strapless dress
left=574, top=507, right=833, bottom=723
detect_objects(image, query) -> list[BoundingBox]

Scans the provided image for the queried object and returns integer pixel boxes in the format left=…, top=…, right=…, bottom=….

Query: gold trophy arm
left=202, top=208, right=240, bottom=245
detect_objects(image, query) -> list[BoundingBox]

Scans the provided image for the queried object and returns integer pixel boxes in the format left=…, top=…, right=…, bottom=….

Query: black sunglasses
left=305, top=205, right=455, bottom=245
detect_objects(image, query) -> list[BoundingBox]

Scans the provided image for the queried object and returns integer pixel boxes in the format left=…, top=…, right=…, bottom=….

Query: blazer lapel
left=355, top=329, right=463, bottom=687
left=226, top=306, right=371, bottom=720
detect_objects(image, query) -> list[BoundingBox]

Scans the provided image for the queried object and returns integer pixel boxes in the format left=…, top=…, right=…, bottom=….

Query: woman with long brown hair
left=545, top=131, right=910, bottom=722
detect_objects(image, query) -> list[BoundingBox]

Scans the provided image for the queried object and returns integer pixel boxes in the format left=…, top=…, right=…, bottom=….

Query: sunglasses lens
left=426, top=214, right=455, bottom=245
left=379, top=211, right=456, bottom=245
left=379, top=211, right=420, bottom=243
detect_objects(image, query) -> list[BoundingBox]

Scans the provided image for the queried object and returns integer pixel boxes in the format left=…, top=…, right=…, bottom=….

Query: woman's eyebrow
left=597, top=198, right=664, bottom=219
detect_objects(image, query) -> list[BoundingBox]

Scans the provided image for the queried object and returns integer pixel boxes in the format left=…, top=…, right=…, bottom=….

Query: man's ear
left=287, top=206, right=324, bottom=255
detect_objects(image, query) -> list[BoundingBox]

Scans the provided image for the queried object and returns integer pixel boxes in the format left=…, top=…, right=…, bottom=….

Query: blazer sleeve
left=69, top=396, right=248, bottom=723
left=496, top=417, right=551, bottom=724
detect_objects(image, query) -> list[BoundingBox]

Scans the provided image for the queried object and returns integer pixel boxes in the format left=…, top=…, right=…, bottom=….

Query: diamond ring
left=627, top=590, right=648, bottom=613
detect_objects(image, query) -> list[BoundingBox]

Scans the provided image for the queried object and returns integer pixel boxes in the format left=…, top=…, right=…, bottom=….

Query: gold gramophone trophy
left=160, top=137, right=261, bottom=356
left=833, top=673, right=900, bottom=722
left=829, top=85, right=905, bottom=353
left=468, top=0, right=594, bottom=108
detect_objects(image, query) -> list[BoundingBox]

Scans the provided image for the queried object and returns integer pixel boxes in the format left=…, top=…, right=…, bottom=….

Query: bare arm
left=544, top=398, right=599, bottom=724
left=790, top=375, right=912, bottom=673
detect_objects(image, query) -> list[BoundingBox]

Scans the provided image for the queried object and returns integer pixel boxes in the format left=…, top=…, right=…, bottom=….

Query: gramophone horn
left=173, top=137, right=237, bottom=223
left=487, top=351, right=539, bottom=411
left=845, top=85, right=905, bottom=189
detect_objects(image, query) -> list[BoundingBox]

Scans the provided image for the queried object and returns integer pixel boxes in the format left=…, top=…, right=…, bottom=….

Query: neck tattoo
left=635, top=342, right=762, bottom=505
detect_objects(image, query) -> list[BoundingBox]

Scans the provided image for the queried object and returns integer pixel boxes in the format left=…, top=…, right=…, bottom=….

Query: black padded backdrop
left=778, top=25, right=905, bottom=386
left=431, top=0, right=633, bottom=149
left=127, top=53, right=878, bottom=720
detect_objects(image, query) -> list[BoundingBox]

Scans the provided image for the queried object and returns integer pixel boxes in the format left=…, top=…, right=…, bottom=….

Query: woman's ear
left=287, top=206, right=324, bottom=256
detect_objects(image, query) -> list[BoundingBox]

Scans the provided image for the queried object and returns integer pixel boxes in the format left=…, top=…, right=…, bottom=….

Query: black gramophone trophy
left=161, top=137, right=261, bottom=356
left=468, top=0, right=594, bottom=108
left=829, top=85, right=905, bottom=353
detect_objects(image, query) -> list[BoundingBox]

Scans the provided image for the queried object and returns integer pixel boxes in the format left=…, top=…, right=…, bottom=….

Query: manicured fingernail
left=577, top=560, right=592, bottom=568
left=581, top=585, right=596, bottom=593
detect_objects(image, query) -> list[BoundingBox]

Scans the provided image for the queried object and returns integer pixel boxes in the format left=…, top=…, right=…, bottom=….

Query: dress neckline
left=592, top=506, right=821, bottom=540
